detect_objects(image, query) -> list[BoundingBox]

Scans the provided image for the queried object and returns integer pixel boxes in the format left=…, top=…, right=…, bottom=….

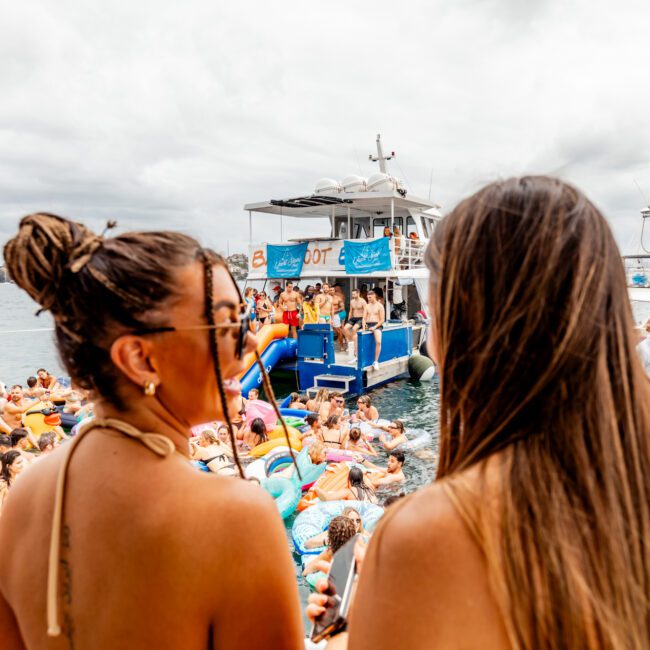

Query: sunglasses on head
left=129, top=300, right=252, bottom=360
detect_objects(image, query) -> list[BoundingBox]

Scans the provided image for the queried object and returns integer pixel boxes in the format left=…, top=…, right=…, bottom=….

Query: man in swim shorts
left=315, top=283, right=333, bottom=326
left=362, top=290, right=385, bottom=370
left=279, top=281, right=302, bottom=338
left=364, top=450, right=406, bottom=486
left=344, top=289, right=367, bottom=358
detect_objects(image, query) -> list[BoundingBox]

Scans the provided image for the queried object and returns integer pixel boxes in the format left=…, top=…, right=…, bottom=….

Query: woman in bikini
left=255, top=291, right=273, bottom=327
left=320, top=414, right=348, bottom=449
left=305, top=388, right=329, bottom=414
left=309, top=176, right=650, bottom=648
left=344, top=427, right=377, bottom=457
left=0, top=214, right=303, bottom=649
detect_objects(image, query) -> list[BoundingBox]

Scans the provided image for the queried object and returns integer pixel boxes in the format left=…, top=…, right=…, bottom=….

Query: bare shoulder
left=349, top=479, right=510, bottom=649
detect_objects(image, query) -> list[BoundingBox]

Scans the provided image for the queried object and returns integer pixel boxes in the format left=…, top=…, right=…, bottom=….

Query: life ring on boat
left=398, top=428, right=432, bottom=452
left=249, top=436, right=302, bottom=459
left=261, top=476, right=301, bottom=519
left=292, top=500, right=384, bottom=555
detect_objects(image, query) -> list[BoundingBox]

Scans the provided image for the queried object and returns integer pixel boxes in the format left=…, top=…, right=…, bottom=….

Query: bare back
left=0, top=429, right=303, bottom=649
left=348, top=476, right=510, bottom=649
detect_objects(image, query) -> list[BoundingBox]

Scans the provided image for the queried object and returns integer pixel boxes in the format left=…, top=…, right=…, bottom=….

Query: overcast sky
left=1, top=0, right=649, bottom=258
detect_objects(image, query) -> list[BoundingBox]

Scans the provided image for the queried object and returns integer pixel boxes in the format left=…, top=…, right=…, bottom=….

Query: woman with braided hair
left=0, top=214, right=303, bottom=649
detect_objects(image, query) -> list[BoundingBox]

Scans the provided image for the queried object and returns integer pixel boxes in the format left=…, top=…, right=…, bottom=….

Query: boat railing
left=623, top=256, right=650, bottom=288
left=393, top=237, right=428, bottom=270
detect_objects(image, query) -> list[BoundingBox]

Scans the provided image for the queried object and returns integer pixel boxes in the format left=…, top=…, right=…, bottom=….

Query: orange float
left=297, top=462, right=352, bottom=512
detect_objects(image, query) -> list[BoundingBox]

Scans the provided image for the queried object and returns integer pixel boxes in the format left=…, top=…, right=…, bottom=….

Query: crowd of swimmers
left=188, top=387, right=409, bottom=497
left=244, top=281, right=387, bottom=369
left=0, top=369, right=95, bottom=511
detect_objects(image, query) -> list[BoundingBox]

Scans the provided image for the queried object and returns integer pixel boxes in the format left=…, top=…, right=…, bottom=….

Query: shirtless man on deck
left=362, top=290, right=385, bottom=370
left=315, top=283, right=333, bottom=326
left=344, top=288, right=367, bottom=357
left=279, top=281, right=302, bottom=338
left=331, top=288, right=346, bottom=351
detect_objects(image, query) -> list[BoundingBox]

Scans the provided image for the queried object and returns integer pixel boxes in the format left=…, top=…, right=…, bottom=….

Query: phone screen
left=310, top=534, right=358, bottom=643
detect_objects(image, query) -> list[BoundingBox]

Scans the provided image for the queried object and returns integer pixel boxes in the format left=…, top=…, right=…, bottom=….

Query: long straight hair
left=427, top=177, right=650, bottom=648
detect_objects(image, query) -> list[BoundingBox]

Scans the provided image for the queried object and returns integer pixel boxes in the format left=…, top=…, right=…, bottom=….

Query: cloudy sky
left=1, top=0, right=649, bottom=257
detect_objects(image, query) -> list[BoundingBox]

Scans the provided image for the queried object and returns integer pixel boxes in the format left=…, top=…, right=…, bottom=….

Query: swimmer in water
left=353, top=395, right=379, bottom=422
left=315, top=466, right=377, bottom=504
left=344, top=426, right=377, bottom=456
left=364, top=450, right=406, bottom=486
left=302, top=515, right=357, bottom=577
left=377, top=419, right=407, bottom=451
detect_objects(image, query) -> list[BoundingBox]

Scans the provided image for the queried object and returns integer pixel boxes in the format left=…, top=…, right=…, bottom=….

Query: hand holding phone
left=310, top=534, right=359, bottom=643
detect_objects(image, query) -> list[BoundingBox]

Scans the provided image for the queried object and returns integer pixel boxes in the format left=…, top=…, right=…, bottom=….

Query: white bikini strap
left=47, top=418, right=175, bottom=636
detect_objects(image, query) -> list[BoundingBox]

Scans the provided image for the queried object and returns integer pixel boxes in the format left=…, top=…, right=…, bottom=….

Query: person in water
left=364, top=450, right=406, bottom=486
left=319, top=392, right=345, bottom=423
left=377, top=420, right=407, bottom=451
left=305, top=388, right=329, bottom=413
left=302, top=515, right=358, bottom=577
left=314, top=466, right=377, bottom=504
left=304, top=506, right=367, bottom=550
left=344, top=427, right=377, bottom=457
left=36, top=368, right=61, bottom=394
left=320, top=414, right=349, bottom=449
left=0, top=214, right=303, bottom=648
left=0, top=450, right=25, bottom=513
left=353, top=395, right=378, bottom=422
left=243, top=417, right=268, bottom=449
left=309, top=176, right=650, bottom=648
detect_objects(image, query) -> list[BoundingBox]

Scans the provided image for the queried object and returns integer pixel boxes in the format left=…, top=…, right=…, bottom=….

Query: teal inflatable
left=261, top=476, right=301, bottom=519
left=265, top=447, right=327, bottom=491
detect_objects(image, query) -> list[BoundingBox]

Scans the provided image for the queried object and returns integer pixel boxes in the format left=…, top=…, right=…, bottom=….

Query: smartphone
left=342, top=409, right=350, bottom=418
left=310, top=534, right=358, bottom=643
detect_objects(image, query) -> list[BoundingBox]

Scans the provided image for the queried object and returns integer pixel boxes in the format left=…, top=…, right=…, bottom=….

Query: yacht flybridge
left=241, top=135, right=439, bottom=396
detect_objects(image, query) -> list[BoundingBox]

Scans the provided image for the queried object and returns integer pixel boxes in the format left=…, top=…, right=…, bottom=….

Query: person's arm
left=0, top=588, right=24, bottom=649
left=377, top=303, right=385, bottom=328
left=362, top=304, right=368, bottom=330
left=0, top=417, right=11, bottom=435
left=361, top=458, right=382, bottom=471
left=382, top=435, right=404, bottom=451
left=305, top=531, right=328, bottom=549
left=302, top=549, right=329, bottom=576
left=370, top=473, right=398, bottom=487
left=209, top=483, right=303, bottom=649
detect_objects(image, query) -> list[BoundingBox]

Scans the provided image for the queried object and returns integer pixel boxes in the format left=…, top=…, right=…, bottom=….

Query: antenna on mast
left=368, top=134, right=395, bottom=173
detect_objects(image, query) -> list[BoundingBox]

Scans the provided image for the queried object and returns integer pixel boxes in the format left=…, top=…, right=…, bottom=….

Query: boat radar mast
left=368, top=134, right=395, bottom=174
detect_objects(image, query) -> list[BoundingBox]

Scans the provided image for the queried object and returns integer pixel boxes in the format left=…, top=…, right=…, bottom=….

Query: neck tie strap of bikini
left=46, top=418, right=176, bottom=636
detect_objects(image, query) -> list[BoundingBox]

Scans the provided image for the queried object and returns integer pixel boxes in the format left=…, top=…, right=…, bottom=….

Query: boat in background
left=243, top=135, right=438, bottom=397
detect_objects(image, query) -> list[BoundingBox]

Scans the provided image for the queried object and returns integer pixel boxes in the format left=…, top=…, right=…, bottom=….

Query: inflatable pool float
left=267, top=425, right=301, bottom=441
left=244, top=458, right=267, bottom=482
left=292, top=500, right=384, bottom=555
left=279, top=407, right=317, bottom=419
left=263, top=447, right=327, bottom=491
left=261, top=476, right=301, bottom=519
left=23, top=402, right=62, bottom=442
left=245, top=399, right=278, bottom=431
left=282, top=416, right=307, bottom=431
left=297, top=462, right=358, bottom=512
left=358, top=419, right=391, bottom=441
left=249, top=436, right=302, bottom=458
left=398, top=429, right=432, bottom=452
left=325, top=449, right=362, bottom=463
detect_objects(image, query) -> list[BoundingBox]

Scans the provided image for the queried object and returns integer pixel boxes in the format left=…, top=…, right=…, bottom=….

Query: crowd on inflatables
left=0, top=368, right=94, bottom=511
left=187, top=385, right=421, bottom=589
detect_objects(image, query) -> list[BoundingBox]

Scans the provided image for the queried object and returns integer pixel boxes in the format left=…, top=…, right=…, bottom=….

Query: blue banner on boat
left=267, top=242, right=308, bottom=278
left=343, top=237, right=392, bottom=274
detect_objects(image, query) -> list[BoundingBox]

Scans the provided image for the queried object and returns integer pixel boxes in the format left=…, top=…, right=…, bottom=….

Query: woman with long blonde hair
left=311, top=177, right=650, bottom=648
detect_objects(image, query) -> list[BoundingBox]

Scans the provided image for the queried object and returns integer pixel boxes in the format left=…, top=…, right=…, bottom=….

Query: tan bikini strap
left=47, top=418, right=176, bottom=636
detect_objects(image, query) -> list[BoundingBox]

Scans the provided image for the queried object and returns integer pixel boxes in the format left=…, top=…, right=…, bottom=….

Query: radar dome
left=314, top=178, right=342, bottom=195
left=341, top=175, right=367, bottom=193
left=367, top=173, right=401, bottom=193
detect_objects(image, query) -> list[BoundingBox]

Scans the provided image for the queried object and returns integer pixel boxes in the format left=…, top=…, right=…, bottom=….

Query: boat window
left=354, top=221, right=370, bottom=239
left=406, top=216, right=417, bottom=237
left=372, top=217, right=403, bottom=238
left=335, top=217, right=349, bottom=239
left=421, top=217, right=436, bottom=237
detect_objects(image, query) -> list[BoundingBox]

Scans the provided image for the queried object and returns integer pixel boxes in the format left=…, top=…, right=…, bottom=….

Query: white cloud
left=1, top=0, right=649, bottom=255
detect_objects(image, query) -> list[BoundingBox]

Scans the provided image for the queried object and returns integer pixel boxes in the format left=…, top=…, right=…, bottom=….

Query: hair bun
left=3, top=213, right=100, bottom=314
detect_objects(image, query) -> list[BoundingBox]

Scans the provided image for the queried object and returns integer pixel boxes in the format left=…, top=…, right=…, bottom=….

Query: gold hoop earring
left=143, top=381, right=157, bottom=397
